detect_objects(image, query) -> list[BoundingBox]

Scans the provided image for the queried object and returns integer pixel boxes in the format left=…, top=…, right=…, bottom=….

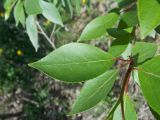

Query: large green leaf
left=70, top=70, right=118, bottom=114
left=139, top=56, right=160, bottom=115
left=138, top=0, right=160, bottom=39
left=39, top=0, right=63, bottom=26
left=24, top=0, right=42, bottom=15
left=78, top=13, right=119, bottom=41
left=29, top=43, right=115, bottom=82
left=108, top=36, right=131, bottom=57
left=132, top=42, right=157, bottom=65
left=14, top=0, right=25, bottom=26
left=26, top=16, right=39, bottom=51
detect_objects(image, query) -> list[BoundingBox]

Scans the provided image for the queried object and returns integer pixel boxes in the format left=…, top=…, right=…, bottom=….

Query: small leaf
left=26, top=16, right=39, bottom=51
left=131, top=70, right=140, bottom=86
left=107, top=28, right=130, bottom=38
left=113, top=104, right=122, bottom=120
left=124, top=94, right=138, bottom=120
left=29, top=43, right=115, bottom=82
left=132, top=42, right=157, bottom=65
left=39, top=0, right=63, bottom=26
left=14, top=0, right=25, bottom=26
left=70, top=70, right=118, bottom=114
left=24, top=0, right=42, bottom=15
left=139, top=56, right=160, bottom=115
left=138, top=0, right=160, bottom=39
left=108, top=36, right=131, bottom=57
left=78, top=13, right=119, bottom=41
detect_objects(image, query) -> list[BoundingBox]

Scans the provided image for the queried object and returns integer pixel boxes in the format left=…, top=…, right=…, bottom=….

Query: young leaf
left=132, top=42, right=157, bottom=65
left=14, top=0, right=25, bottom=26
left=78, top=13, right=119, bottom=41
left=24, top=0, right=42, bottom=15
left=124, top=94, right=138, bottom=120
left=108, top=36, right=131, bottom=57
left=26, top=16, right=39, bottom=51
left=139, top=56, right=160, bottom=115
left=39, top=0, right=63, bottom=26
left=70, top=70, right=118, bottom=115
left=138, top=0, right=160, bottom=39
left=29, top=43, right=115, bottom=82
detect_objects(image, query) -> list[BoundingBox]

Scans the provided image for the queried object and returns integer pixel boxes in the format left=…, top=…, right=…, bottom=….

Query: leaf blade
left=139, top=56, right=160, bottom=115
left=29, top=43, right=115, bottom=82
left=70, top=70, right=118, bottom=114
left=138, top=0, right=160, bottom=39
left=78, top=13, right=119, bottom=41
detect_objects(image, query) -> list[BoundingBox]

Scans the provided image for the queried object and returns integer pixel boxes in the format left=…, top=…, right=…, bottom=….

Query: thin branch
left=36, top=21, right=56, bottom=49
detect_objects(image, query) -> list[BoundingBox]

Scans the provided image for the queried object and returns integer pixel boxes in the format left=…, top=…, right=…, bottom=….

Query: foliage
left=2, top=0, right=160, bottom=120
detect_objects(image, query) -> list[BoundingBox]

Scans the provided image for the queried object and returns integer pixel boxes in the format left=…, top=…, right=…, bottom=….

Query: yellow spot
left=0, top=48, right=3, bottom=55
left=82, top=0, right=86, bottom=5
left=0, top=11, right=4, bottom=17
left=17, top=50, right=23, bottom=56
left=44, top=20, right=51, bottom=26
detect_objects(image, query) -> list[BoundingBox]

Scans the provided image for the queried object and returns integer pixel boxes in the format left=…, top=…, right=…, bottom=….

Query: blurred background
left=0, top=0, right=158, bottom=120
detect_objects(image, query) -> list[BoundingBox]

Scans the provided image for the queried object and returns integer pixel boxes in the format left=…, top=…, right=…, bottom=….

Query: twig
left=36, top=21, right=56, bottom=49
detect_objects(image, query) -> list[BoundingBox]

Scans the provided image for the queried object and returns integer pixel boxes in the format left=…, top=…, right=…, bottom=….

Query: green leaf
left=70, top=70, right=118, bottom=115
left=14, top=0, right=25, bottom=26
left=113, top=104, right=122, bottom=120
left=26, top=16, right=39, bottom=51
left=108, top=36, right=131, bottom=57
left=29, top=43, right=115, bottom=82
left=4, top=0, right=17, bottom=20
left=112, top=95, right=137, bottom=120
left=139, top=56, right=160, bottom=115
left=107, top=28, right=130, bottom=38
left=132, top=42, right=157, bottom=65
left=124, top=94, right=138, bottom=120
left=149, top=106, right=160, bottom=120
left=138, top=0, right=160, bottom=39
left=118, top=10, right=138, bottom=29
left=39, top=0, right=63, bottom=26
left=131, top=70, right=140, bottom=86
left=24, top=0, right=42, bottom=15
left=78, top=13, right=119, bottom=41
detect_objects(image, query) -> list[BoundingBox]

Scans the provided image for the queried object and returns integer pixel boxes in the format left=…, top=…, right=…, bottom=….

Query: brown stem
left=105, top=60, right=133, bottom=120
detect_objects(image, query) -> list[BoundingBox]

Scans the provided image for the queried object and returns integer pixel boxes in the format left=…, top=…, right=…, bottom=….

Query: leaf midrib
left=38, top=58, right=114, bottom=66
